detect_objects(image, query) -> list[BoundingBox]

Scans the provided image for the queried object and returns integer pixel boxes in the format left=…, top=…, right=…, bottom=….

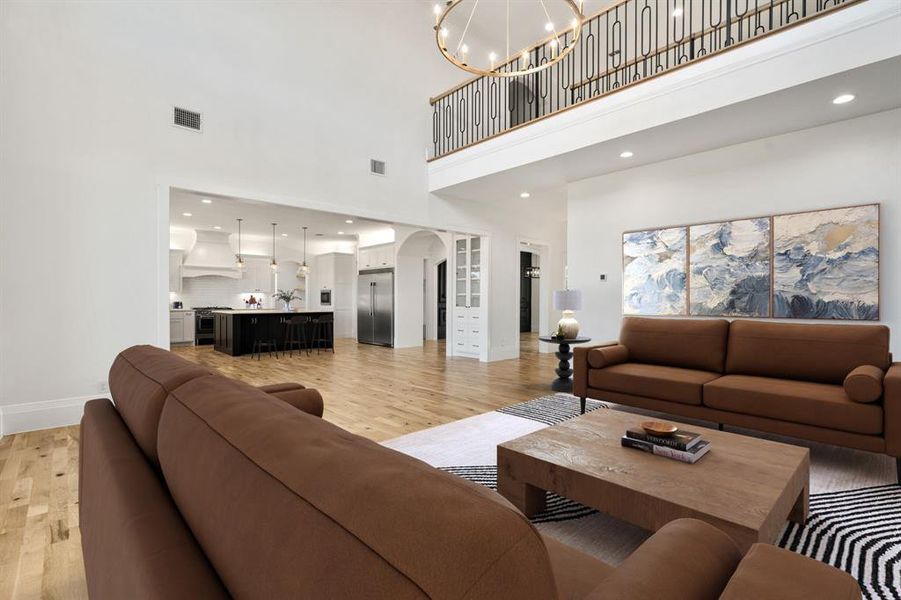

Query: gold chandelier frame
left=435, top=0, right=585, bottom=78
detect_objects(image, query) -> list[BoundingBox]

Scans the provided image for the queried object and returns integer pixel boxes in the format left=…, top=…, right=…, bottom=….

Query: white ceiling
left=169, top=189, right=392, bottom=242
left=436, top=57, right=901, bottom=203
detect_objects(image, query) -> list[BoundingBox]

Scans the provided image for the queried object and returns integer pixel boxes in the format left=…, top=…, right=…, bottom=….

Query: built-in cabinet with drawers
left=452, top=235, right=483, bottom=357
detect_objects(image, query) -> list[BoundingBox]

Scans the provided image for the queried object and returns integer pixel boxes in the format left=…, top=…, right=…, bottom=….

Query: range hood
left=182, top=230, right=242, bottom=279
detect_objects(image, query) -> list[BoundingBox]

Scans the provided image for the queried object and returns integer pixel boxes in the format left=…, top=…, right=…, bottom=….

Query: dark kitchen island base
left=213, top=310, right=334, bottom=357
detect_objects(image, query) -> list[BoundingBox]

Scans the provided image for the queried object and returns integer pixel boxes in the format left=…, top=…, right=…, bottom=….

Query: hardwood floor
left=0, top=334, right=554, bottom=598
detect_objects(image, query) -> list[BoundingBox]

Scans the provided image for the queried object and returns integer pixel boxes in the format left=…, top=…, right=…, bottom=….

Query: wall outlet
left=99, top=381, right=109, bottom=393
left=599, top=274, right=607, bottom=281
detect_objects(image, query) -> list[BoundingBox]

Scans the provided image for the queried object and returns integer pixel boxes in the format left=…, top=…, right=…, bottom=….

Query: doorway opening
left=395, top=230, right=448, bottom=348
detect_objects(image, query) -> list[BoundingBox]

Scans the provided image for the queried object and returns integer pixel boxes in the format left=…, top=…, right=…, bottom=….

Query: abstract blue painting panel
left=689, top=218, right=770, bottom=317
left=623, top=227, right=687, bottom=315
left=773, top=205, right=879, bottom=320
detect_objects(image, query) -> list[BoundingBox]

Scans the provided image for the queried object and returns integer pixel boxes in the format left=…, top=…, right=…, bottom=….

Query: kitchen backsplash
left=171, top=276, right=293, bottom=309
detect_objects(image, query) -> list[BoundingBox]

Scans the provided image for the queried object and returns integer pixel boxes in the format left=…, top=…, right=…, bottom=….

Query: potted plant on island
left=273, top=289, right=301, bottom=311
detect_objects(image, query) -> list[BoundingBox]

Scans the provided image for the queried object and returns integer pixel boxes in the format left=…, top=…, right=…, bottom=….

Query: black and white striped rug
left=496, top=393, right=606, bottom=425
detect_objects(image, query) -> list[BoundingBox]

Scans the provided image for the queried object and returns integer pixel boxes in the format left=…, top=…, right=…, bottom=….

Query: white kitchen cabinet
left=241, top=258, right=274, bottom=294
left=452, top=235, right=483, bottom=357
left=315, top=253, right=355, bottom=338
left=169, top=250, right=184, bottom=293
left=359, top=244, right=394, bottom=270
left=169, top=310, right=195, bottom=345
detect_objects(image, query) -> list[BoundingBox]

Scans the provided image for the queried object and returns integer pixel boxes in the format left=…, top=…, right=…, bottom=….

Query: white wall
left=0, top=1, right=567, bottom=433
left=567, top=109, right=901, bottom=351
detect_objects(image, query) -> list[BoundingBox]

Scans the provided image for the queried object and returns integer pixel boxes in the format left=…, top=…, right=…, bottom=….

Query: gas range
left=192, top=307, right=231, bottom=344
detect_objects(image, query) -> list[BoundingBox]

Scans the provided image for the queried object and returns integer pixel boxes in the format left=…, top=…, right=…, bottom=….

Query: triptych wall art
left=622, top=204, right=879, bottom=320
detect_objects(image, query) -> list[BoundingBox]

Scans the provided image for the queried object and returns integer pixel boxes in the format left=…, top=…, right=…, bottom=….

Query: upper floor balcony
left=429, top=0, right=867, bottom=162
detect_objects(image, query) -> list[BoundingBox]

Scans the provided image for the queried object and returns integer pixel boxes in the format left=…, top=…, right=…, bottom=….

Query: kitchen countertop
left=211, top=309, right=334, bottom=315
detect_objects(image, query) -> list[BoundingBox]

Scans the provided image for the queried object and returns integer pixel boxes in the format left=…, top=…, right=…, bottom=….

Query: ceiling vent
left=370, top=159, right=387, bottom=176
left=173, top=106, right=202, bottom=132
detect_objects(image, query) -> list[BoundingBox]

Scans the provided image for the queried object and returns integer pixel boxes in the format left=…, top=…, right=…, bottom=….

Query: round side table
left=539, top=336, right=592, bottom=393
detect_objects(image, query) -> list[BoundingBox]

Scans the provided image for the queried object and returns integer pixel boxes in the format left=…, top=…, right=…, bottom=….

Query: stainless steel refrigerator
left=358, top=269, right=394, bottom=346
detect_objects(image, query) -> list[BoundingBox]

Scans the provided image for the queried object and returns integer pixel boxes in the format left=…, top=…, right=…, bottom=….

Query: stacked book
left=621, top=427, right=711, bottom=464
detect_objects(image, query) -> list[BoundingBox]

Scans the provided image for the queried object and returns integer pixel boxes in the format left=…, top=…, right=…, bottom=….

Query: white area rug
left=383, top=394, right=900, bottom=599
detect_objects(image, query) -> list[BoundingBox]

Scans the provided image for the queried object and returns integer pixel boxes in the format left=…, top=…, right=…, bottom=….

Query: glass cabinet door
left=469, top=237, right=480, bottom=308
left=455, top=238, right=468, bottom=308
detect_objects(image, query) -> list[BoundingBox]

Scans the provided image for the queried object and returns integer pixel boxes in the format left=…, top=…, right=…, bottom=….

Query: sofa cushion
left=620, top=317, right=729, bottom=373
left=720, top=543, right=860, bottom=600
left=108, top=345, right=213, bottom=466
left=704, top=375, right=883, bottom=435
left=844, top=365, right=884, bottom=403
left=588, top=344, right=629, bottom=369
left=726, top=320, right=890, bottom=384
left=588, top=363, right=721, bottom=405
left=542, top=535, right=612, bottom=600
left=157, top=374, right=557, bottom=600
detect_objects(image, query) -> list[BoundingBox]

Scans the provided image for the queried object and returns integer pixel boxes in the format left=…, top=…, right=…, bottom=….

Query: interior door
left=357, top=274, right=374, bottom=343
left=520, top=252, right=532, bottom=333
left=437, top=260, right=447, bottom=340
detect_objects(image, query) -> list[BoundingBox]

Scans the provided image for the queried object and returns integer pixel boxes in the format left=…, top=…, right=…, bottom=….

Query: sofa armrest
left=884, top=362, right=901, bottom=456
left=573, top=340, right=619, bottom=398
left=585, top=519, right=741, bottom=600
left=257, top=383, right=324, bottom=418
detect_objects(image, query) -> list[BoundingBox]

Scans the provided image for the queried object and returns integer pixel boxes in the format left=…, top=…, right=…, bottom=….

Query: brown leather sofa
left=574, top=317, right=900, bottom=479
left=80, top=344, right=860, bottom=599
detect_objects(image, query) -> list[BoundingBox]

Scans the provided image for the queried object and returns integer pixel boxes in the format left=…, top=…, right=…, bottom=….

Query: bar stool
left=250, top=317, right=278, bottom=360
left=310, top=313, right=334, bottom=354
left=283, top=315, right=311, bottom=357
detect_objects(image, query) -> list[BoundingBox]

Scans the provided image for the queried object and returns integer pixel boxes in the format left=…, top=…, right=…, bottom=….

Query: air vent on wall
left=370, top=159, right=387, bottom=176
left=173, top=106, right=202, bottom=132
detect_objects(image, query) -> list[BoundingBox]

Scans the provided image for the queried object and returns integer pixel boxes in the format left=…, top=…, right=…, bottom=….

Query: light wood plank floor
left=0, top=334, right=554, bottom=599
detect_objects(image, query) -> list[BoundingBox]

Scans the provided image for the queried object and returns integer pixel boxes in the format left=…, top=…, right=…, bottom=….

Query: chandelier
left=433, top=0, right=585, bottom=78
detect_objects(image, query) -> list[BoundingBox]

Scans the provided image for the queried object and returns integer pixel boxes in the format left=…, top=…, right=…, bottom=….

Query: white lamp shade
left=553, top=289, right=582, bottom=311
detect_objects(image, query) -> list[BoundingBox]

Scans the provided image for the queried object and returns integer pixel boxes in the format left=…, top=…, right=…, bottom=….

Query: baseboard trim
left=0, top=395, right=106, bottom=436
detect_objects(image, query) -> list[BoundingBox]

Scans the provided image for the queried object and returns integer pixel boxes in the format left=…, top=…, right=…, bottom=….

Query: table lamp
left=553, top=289, right=583, bottom=339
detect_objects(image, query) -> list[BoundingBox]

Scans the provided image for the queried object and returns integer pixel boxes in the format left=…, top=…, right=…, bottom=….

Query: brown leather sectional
left=575, top=317, right=900, bottom=479
left=80, top=344, right=861, bottom=598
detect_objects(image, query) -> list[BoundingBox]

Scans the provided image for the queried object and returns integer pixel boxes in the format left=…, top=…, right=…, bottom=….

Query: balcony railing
left=429, top=0, right=864, bottom=160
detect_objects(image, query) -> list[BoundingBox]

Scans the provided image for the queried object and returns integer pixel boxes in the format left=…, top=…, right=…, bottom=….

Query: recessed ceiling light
left=619, top=151, right=634, bottom=158
left=182, top=212, right=192, bottom=217
left=201, top=198, right=212, bottom=204
left=281, top=233, right=288, bottom=237
left=832, top=93, right=855, bottom=105
left=671, top=7, right=684, bottom=17
left=520, top=192, right=530, bottom=198
left=345, top=219, right=354, bottom=224
left=338, top=231, right=345, bottom=235
left=213, top=226, right=222, bottom=230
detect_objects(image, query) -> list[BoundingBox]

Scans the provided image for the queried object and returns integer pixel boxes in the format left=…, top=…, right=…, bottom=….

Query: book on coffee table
left=625, top=427, right=702, bottom=450
left=621, top=436, right=711, bottom=464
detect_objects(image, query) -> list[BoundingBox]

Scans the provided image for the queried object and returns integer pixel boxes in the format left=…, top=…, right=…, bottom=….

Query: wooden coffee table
left=497, top=408, right=809, bottom=553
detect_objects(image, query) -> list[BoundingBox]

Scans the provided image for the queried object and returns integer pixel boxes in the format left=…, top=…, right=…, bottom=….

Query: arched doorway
left=395, top=230, right=448, bottom=348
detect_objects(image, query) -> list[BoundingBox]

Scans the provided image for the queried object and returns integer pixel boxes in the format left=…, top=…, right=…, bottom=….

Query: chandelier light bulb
left=440, top=27, right=448, bottom=38
left=672, top=7, right=684, bottom=17
left=489, top=51, right=497, bottom=68
left=521, top=50, right=529, bottom=66
left=545, top=21, right=554, bottom=32
left=571, top=18, right=579, bottom=29
left=433, top=3, right=441, bottom=25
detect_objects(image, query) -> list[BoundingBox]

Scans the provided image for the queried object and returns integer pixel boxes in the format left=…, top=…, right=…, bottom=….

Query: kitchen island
left=212, top=309, right=334, bottom=356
